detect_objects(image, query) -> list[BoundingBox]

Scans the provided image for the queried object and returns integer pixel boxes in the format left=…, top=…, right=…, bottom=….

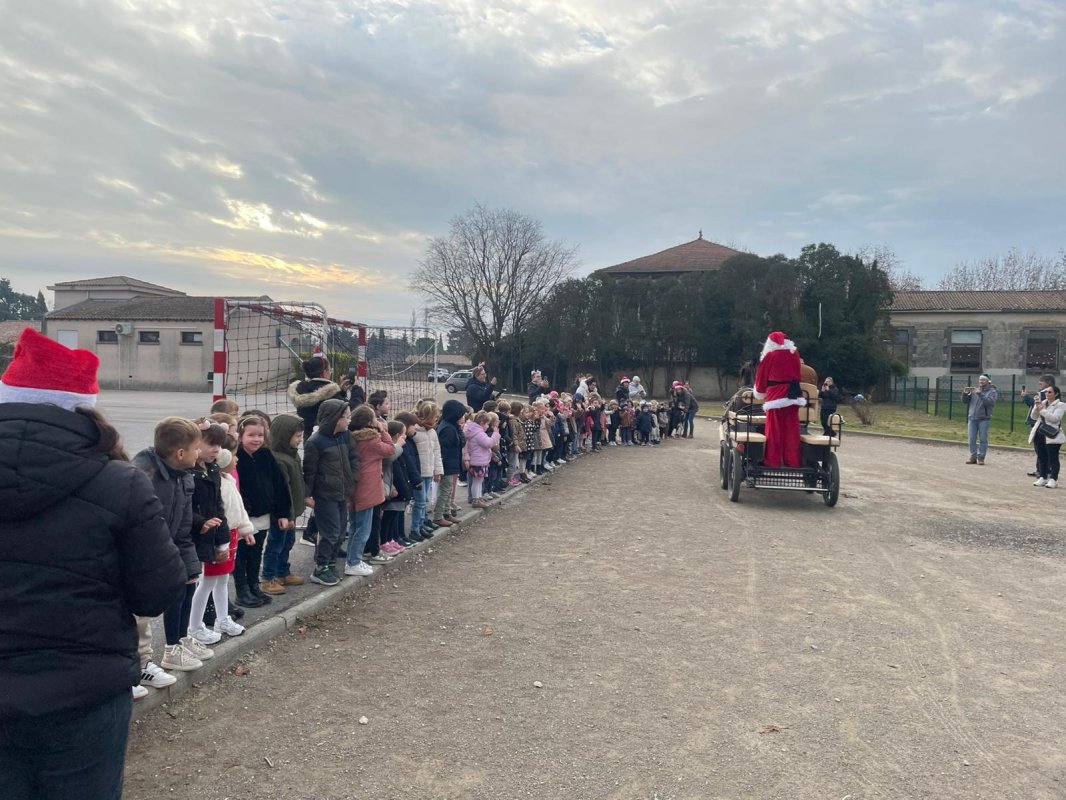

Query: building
left=888, top=290, right=1066, bottom=380
left=597, top=233, right=741, bottom=279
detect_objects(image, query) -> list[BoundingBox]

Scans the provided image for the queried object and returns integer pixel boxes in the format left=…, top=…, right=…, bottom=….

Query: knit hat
left=979, top=374, right=990, bottom=382
left=0, top=327, right=99, bottom=411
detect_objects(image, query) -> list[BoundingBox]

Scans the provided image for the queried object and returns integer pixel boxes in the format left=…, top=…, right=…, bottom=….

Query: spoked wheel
left=728, top=449, right=743, bottom=502
left=719, top=443, right=730, bottom=490
left=822, top=451, right=840, bottom=507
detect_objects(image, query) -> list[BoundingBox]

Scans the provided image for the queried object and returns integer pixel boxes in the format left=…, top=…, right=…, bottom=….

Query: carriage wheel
left=719, top=444, right=730, bottom=490
left=822, top=451, right=840, bottom=507
left=728, top=448, right=743, bottom=502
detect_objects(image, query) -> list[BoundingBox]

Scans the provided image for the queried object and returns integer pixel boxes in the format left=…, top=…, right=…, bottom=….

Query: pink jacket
left=462, top=420, right=500, bottom=467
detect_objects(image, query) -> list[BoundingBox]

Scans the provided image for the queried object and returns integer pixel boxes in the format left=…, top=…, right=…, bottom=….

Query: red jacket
left=350, top=427, right=398, bottom=512
left=753, top=342, right=806, bottom=411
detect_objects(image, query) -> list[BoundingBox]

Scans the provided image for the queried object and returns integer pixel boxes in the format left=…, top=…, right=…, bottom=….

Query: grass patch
left=839, top=403, right=1031, bottom=448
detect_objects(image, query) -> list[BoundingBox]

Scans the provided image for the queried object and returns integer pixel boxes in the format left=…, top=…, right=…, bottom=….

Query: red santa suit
left=752, top=331, right=805, bottom=468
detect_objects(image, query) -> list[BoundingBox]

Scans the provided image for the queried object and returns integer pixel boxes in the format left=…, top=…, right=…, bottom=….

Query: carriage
left=718, top=383, right=843, bottom=506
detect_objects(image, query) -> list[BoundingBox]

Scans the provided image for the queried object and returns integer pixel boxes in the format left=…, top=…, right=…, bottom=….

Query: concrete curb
left=131, top=465, right=562, bottom=720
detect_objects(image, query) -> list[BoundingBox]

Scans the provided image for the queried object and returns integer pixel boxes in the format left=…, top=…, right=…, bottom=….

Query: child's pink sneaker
left=508, top=478, right=520, bottom=486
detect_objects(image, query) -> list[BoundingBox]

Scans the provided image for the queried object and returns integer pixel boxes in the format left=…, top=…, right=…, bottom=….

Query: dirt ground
left=124, top=434, right=1066, bottom=800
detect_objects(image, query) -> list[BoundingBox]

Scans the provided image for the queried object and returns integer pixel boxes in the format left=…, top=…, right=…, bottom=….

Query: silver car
left=444, top=369, right=473, bottom=393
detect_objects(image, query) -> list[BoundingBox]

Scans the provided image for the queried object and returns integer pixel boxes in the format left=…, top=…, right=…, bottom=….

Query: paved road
left=124, top=435, right=1065, bottom=799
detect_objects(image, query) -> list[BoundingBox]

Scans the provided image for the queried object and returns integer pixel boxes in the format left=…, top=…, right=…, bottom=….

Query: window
left=180, top=331, right=204, bottom=345
left=889, top=328, right=910, bottom=364
left=950, top=329, right=982, bottom=373
left=138, top=330, right=160, bottom=345
left=97, top=330, right=118, bottom=344
left=1026, top=330, right=1058, bottom=373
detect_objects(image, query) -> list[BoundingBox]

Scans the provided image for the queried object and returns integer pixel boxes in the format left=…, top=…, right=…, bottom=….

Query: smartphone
left=347, top=367, right=358, bottom=383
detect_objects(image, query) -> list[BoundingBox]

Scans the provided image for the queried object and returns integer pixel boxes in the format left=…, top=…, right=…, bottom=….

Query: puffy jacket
left=350, top=427, right=396, bottom=511
left=1, top=404, right=185, bottom=718
left=497, top=412, right=513, bottom=451
left=401, top=436, right=422, bottom=485
left=288, top=378, right=347, bottom=438
left=133, top=447, right=199, bottom=578
left=188, top=461, right=229, bottom=565
left=463, top=420, right=500, bottom=467
left=963, top=383, right=998, bottom=421
left=236, top=445, right=292, bottom=520
left=438, top=399, right=467, bottom=475
left=413, top=425, right=442, bottom=478
left=302, top=399, right=359, bottom=501
left=269, top=414, right=307, bottom=518
left=465, top=376, right=494, bottom=411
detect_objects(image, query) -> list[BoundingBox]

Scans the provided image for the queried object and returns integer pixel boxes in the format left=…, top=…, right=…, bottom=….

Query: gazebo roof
left=599, top=235, right=741, bottom=276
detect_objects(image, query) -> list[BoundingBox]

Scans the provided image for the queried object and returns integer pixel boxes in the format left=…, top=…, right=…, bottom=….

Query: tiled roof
left=50, top=276, right=182, bottom=294
left=891, top=291, right=1066, bottom=312
left=46, top=296, right=215, bottom=321
left=599, top=237, right=741, bottom=275
left=0, top=320, right=41, bottom=344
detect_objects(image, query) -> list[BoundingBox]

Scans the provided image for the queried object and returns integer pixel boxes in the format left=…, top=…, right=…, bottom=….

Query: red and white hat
left=0, top=327, right=100, bottom=411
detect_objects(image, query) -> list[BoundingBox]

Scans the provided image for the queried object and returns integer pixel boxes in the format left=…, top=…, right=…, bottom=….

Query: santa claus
left=752, top=331, right=806, bottom=468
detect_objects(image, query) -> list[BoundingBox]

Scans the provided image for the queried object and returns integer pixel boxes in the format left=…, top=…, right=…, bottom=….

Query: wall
left=600, top=366, right=739, bottom=403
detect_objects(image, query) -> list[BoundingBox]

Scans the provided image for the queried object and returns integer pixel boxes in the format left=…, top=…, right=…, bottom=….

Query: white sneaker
left=1034, top=477, right=1048, bottom=487
left=181, top=636, right=214, bottom=661
left=344, top=561, right=374, bottom=577
left=161, top=643, right=202, bottom=672
left=1048, top=479, right=1058, bottom=489
left=140, top=660, right=177, bottom=688
left=188, top=625, right=222, bottom=645
left=215, top=615, right=246, bottom=637
left=543, top=462, right=554, bottom=471
left=132, top=685, right=149, bottom=701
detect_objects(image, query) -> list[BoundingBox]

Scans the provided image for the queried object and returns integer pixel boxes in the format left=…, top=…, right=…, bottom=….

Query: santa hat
left=620, top=376, right=630, bottom=382
left=0, top=328, right=100, bottom=410
left=760, top=330, right=797, bottom=360
left=672, top=381, right=683, bottom=388
left=312, top=345, right=327, bottom=360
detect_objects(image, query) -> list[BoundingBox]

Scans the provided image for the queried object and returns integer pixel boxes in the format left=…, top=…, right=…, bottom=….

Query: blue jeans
left=262, top=521, right=295, bottom=579
left=410, top=481, right=427, bottom=533
left=0, top=690, right=132, bottom=800
left=968, top=418, right=990, bottom=458
left=346, top=507, right=374, bottom=566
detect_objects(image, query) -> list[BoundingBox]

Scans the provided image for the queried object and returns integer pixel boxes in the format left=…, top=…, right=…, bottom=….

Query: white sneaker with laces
left=215, top=615, right=246, bottom=637
left=1034, top=477, right=1048, bottom=487
left=180, top=636, right=214, bottom=661
left=140, top=660, right=177, bottom=688
left=344, top=561, right=374, bottom=577
left=1047, top=479, right=1058, bottom=489
left=188, top=625, right=222, bottom=645
left=132, top=685, right=149, bottom=701
left=161, top=643, right=202, bottom=672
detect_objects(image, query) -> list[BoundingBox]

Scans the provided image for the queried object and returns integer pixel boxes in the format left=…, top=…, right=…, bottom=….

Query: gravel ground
left=124, top=435, right=1066, bottom=799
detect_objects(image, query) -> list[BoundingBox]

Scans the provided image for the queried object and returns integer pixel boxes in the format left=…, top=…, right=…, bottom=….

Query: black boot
left=229, top=603, right=245, bottom=620
left=236, top=585, right=263, bottom=608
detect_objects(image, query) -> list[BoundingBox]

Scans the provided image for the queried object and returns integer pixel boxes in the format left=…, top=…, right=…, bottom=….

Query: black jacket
left=303, top=398, right=359, bottom=501
left=235, top=446, right=292, bottom=520
left=818, top=385, right=841, bottom=412
left=288, top=378, right=347, bottom=439
left=527, top=381, right=544, bottom=404
left=133, top=447, right=199, bottom=579
left=466, top=377, right=494, bottom=411
left=438, top=399, right=467, bottom=476
left=0, top=404, right=185, bottom=718
left=189, top=462, right=229, bottom=564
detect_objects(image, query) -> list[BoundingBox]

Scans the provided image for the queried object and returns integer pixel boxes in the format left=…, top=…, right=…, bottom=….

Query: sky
left=1, top=0, right=1064, bottom=324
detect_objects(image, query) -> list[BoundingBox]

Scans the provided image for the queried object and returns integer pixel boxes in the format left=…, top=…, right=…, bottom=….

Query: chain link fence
left=887, top=374, right=1034, bottom=433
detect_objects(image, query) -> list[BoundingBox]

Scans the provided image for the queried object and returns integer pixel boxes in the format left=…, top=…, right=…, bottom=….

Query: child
left=654, top=400, right=669, bottom=444
left=186, top=420, right=231, bottom=645
left=413, top=403, right=444, bottom=533
left=211, top=398, right=240, bottom=416
left=494, top=401, right=513, bottom=492
left=302, top=399, right=357, bottom=586
left=348, top=405, right=400, bottom=567
left=133, top=417, right=205, bottom=672
left=235, top=415, right=292, bottom=602
left=384, top=419, right=419, bottom=549
left=288, top=353, right=348, bottom=439
left=507, top=402, right=526, bottom=485
left=195, top=439, right=253, bottom=638
left=463, top=410, right=500, bottom=508
left=635, top=401, right=653, bottom=445
left=606, top=400, right=620, bottom=445
left=620, top=403, right=634, bottom=446
left=369, top=389, right=390, bottom=422
left=589, top=396, right=603, bottom=452
left=520, top=404, right=538, bottom=480
left=431, top=399, right=466, bottom=526
left=534, top=401, right=553, bottom=473
left=261, top=414, right=308, bottom=593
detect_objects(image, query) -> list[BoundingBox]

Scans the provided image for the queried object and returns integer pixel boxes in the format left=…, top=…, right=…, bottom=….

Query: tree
left=936, top=247, right=1066, bottom=290
left=412, top=204, right=577, bottom=364
left=0, top=278, right=46, bottom=321
left=855, top=245, right=924, bottom=291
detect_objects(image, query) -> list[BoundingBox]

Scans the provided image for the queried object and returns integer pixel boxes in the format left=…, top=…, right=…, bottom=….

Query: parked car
left=444, top=369, right=473, bottom=393
left=427, top=367, right=450, bottom=382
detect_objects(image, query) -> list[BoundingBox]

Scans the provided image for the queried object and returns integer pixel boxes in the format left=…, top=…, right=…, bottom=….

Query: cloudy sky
left=1, top=0, right=1064, bottom=323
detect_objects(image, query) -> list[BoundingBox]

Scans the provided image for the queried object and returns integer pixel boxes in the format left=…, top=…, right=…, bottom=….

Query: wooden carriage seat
left=799, top=413, right=844, bottom=446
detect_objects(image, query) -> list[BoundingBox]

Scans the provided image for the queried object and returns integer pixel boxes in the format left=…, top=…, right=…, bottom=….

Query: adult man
left=527, top=370, right=543, bottom=404
left=288, top=348, right=351, bottom=438
left=465, top=364, right=496, bottom=411
left=1022, top=374, right=1056, bottom=476
left=0, top=328, right=186, bottom=799
left=753, top=330, right=806, bottom=468
left=963, top=374, right=998, bottom=465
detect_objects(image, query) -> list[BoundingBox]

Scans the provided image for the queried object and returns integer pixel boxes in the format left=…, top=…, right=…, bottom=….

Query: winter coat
left=465, top=376, right=494, bottom=411
left=381, top=440, right=403, bottom=502
left=463, top=420, right=501, bottom=467
left=1037, top=399, right=1066, bottom=445
left=620, top=408, right=633, bottom=428
left=520, top=418, right=538, bottom=451
left=818, top=385, right=841, bottom=413
left=537, top=415, right=553, bottom=450
left=1, top=404, right=185, bottom=718
left=401, top=437, right=422, bottom=485
left=509, top=416, right=525, bottom=452
left=288, top=378, right=347, bottom=438
left=188, top=461, right=229, bottom=565
left=636, top=409, right=654, bottom=434
left=438, top=399, right=467, bottom=476
left=963, top=384, right=998, bottom=421
left=497, top=412, right=513, bottom=452
left=614, top=384, right=630, bottom=406
left=413, top=425, right=440, bottom=479
left=553, top=410, right=567, bottom=439
left=269, top=414, right=307, bottom=519
left=429, top=427, right=444, bottom=475
left=386, top=455, right=416, bottom=511
left=350, top=427, right=397, bottom=511
left=527, top=381, right=544, bottom=404
left=208, top=472, right=253, bottom=577
left=236, top=445, right=292, bottom=522
left=628, top=381, right=647, bottom=402
left=133, top=447, right=199, bottom=579
left=302, top=399, right=359, bottom=501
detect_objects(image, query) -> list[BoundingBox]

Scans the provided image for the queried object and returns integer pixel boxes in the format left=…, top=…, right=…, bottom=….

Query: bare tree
left=854, top=244, right=924, bottom=291
left=411, top=204, right=577, bottom=361
left=936, top=247, right=1066, bottom=290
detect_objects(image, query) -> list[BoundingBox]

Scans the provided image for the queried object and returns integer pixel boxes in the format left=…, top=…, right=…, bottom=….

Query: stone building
left=888, top=290, right=1066, bottom=380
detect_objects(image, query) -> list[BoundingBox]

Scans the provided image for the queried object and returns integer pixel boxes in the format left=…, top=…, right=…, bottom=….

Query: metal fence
left=887, top=374, right=1034, bottom=433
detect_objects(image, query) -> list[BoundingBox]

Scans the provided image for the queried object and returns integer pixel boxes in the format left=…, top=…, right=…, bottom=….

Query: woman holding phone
left=1032, top=384, right=1065, bottom=488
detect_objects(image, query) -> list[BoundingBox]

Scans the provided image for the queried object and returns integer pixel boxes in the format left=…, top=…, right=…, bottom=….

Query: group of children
left=131, top=358, right=697, bottom=697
